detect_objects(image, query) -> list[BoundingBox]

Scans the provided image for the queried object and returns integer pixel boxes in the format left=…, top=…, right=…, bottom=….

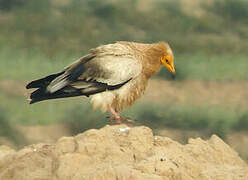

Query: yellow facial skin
left=160, top=55, right=176, bottom=75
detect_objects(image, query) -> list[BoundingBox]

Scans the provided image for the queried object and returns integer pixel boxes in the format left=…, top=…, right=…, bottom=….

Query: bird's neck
left=121, top=42, right=163, bottom=77
left=142, top=46, right=163, bottom=78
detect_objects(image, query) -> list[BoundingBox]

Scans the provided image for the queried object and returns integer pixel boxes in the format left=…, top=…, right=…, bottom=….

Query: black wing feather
left=28, top=79, right=131, bottom=104
left=26, top=71, right=64, bottom=89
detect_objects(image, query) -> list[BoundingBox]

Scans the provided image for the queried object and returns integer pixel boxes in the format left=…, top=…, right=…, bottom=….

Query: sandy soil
left=0, top=125, right=247, bottom=180
left=14, top=124, right=248, bottom=162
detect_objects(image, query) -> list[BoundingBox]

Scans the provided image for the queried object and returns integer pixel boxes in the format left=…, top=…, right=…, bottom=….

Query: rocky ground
left=0, top=125, right=247, bottom=180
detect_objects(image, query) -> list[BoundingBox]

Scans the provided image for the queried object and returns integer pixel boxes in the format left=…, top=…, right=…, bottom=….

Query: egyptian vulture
left=26, top=41, right=175, bottom=123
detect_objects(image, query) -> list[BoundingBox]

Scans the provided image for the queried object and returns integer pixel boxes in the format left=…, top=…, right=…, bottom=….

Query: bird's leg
left=108, top=106, right=134, bottom=124
left=108, top=106, right=121, bottom=124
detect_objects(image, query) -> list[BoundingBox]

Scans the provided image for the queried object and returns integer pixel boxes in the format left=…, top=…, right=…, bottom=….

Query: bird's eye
left=166, top=59, right=169, bottom=63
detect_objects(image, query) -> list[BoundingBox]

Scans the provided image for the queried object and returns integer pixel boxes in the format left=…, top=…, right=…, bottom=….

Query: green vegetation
left=160, top=54, right=248, bottom=81
left=125, top=103, right=245, bottom=138
left=0, top=106, right=26, bottom=146
left=0, top=48, right=78, bottom=80
left=0, top=0, right=247, bottom=55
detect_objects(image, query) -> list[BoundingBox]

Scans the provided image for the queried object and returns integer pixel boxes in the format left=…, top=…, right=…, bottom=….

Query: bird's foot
left=107, top=106, right=134, bottom=125
left=108, top=116, right=135, bottom=125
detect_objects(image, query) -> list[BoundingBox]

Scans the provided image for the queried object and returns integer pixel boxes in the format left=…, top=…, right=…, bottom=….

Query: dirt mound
left=0, top=125, right=247, bottom=180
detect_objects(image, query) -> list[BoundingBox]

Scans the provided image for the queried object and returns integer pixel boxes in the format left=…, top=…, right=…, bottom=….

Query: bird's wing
left=46, top=43, right=142, bottom=95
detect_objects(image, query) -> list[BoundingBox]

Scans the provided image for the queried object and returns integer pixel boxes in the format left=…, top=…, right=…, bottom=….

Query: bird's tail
left=28, top=86, right=83, bottom=104
left=26, top=71, right=64, bottom=89
left=26, top=71, right=83, bottom=104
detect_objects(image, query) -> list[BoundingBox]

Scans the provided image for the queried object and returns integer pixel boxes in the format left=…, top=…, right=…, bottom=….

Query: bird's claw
left=108, top=116, right=135, bottom=125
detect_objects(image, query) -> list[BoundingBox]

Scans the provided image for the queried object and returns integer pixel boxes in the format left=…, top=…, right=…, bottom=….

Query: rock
left=0, top=125, right=247, bottom=180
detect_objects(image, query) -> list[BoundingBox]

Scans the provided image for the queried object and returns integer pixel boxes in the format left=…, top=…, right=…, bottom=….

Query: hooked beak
left=163, top=62, right=176, bottom=78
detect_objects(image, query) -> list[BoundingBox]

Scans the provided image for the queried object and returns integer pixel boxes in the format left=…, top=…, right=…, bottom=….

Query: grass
left=0, top=106, right=27, bottom=146
left=210, top=0, right=248, bottom=22
left=64, top=104, right=106, bottom=135
left=124, top=103, right=243, bottom=138
left=0, top=90, right=86, bottom=125
left=0, top=0, right=248, bottom=55
left=159, top=53, right=248, bottom=81
left=0, top=48, right=80, bottom=81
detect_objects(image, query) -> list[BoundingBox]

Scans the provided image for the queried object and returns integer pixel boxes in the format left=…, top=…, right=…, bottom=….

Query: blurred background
left=0, top=0, right=248, bottom=161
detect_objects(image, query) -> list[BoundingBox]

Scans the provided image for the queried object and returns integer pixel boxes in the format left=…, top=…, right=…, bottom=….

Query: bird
left=26, top=41, right=175, bottom=124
